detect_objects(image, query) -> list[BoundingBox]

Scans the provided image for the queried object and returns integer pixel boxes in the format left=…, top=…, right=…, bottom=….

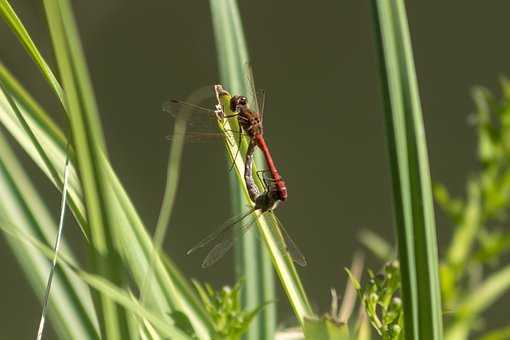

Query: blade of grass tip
left=43, top=0, right=130, bottom=338
left=370, top=0, right=443, bottom=339
left=210, top=1, right=276, bottom=339
left=215, top=88, right=313, bottom=324
left=0, top=0, right=64, bottom=104
left=36, top=157, right=70, bottom=340
left=339, top=252, right=364, bottom=323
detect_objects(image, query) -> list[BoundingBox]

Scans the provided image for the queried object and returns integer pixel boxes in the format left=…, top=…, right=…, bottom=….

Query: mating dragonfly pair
left=164, top=77, right=306, bottom=268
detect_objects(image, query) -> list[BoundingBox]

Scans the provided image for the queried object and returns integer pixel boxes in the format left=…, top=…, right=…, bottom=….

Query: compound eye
left=239, top=96, right=247, bottom=105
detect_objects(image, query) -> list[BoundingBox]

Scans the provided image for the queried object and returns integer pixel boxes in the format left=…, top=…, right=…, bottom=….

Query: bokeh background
left=1, top=1, right=510, bottom=338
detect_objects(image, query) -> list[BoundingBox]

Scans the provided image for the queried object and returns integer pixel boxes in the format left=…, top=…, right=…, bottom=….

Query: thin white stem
left=36, top=158, right=70, bottom=340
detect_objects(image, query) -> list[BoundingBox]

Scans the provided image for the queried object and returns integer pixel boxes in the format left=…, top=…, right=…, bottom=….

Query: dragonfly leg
left=227, top=127, right=244, bottom=173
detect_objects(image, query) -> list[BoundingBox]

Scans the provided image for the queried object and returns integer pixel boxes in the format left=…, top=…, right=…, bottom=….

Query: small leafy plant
left=192, top=281, right=268, bottom=340
left=348, top=262, right=403, bottom=340
left=357, top=79, right=510, bottom=340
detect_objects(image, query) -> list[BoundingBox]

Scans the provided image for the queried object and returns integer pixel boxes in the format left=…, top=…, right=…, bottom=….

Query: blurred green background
left=1, top=0, right=510, bottom=338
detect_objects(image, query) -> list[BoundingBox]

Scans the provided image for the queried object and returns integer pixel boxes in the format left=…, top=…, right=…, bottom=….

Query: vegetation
left=0, top=0, right=507, bottom=339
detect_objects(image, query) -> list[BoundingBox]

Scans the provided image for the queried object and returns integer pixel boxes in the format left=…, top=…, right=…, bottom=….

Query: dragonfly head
left=230, top=95, right=248, bottom=112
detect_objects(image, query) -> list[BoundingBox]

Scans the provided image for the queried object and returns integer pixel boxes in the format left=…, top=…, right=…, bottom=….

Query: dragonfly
left=184, top=84, right=304, bottom=268
left=163, top=65, right=288, bottom=202
left=186, top=165, right=306, bottom=268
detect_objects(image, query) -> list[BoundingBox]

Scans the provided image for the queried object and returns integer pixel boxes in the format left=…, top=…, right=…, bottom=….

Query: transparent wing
left=186, top=208, right=257, bottom=267
left=163, top=85, right=246, bottom=143
left=272, top=214, right=307, bottom=267
left=257, top=89, right=266, bottom=121
left=201, top=216, right=258, bottom=268
left=244, top=62, right=266, bottom=121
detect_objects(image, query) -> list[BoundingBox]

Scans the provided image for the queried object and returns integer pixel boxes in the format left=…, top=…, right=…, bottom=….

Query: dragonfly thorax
left=238, top=108, right=263, bottom=138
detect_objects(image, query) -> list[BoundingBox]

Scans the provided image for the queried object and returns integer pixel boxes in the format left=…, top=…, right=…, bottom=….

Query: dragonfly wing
left=272, top=214, right=307, bottom=267
left=201, top=212, right=258, bottom=268
left=186, top=207, right=256, bottom=255
left=164, top=86, right=248, bottom=143
left=257, top=89, right=266, bottom=122
left=163, top=99, right=217, bottom=130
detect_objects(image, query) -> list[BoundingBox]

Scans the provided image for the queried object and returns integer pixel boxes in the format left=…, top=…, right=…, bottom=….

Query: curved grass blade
left=141, top=87, right=216, bottom=303
left=0, top=3, right=214, bottom=337
left=43, top=0, right=132, bottom=337
left=36, top=159, right=70, bottom=340
left=370, top=0, right=443, bottom=338
left=0, top=0, right=64, bottom=104
left=209, top=1, right=277, bottom=338
left=214, top=89, right=314, bottom=325
left=0, top=219, right=192, bottom=340
left=0, top=68, right=214, bottom=339
left=0, top=131, right=99, bottom=339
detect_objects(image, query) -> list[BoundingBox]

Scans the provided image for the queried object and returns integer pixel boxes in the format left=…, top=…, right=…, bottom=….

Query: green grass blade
left=0, top=0, right=64, bottom=104
left=0, top=219, right=192, bottom=340
left=0, top=3, right=213, bottom=335
left=0, top=66, right=214, bottom=339
left=0, top=77, right=64, bottom=195
left=370, top=0, right=443, bottom=339
left=141, top=89, right=205, bottom=304
left=303, top=318, right=350, bottom=340
left=42, top=0, right=130, bottom=337
left=36, top=159, right=70, bottom=340
left=209, top=1, right=276, bottom=338
left=0, top=130, right=99, bottom=339
left=215, top=91, right=314, bottom=325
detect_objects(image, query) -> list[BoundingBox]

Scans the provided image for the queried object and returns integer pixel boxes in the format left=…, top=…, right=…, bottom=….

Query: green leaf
left=303, top=317, right=350, bottom=340
left=370, top=0, right=444, bottom=339
left=0, top=0, right=64, bottom=104
left=0, top=219, right=192, bottom=340
left=0, top=130, right=99, bottom=339
left=0, top=65, right=214, bottom=339
left=42, top=0, right=131, bottom=337
left=0, top=1, right=213, bottom=338
left=209, top=1, right=277, bottom=339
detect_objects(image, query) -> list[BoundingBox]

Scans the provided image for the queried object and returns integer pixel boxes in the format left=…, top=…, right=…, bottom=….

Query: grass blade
left=36, top=159, right=70, bottom=340
left=370, top=0, right=443, bottom=339
left=1, top=2, right=213, bottom=337
left=0, top=65, right=214, bottom=339
left=215, top=89, right=314, bottom=325
left=42, top=0, right=130, bottom=337
left=210, top=1, right=276, bottom=338
left=0, top=219, right=192, bottom=340
left=0, top=0, right=64, bottom=104
left=0, top=130, right=99, bottom=339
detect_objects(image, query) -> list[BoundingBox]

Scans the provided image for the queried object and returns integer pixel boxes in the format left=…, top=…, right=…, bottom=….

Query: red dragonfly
left=185, top=88, right=305, bottom=268
left=163, top=67, right=287, bottom=202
